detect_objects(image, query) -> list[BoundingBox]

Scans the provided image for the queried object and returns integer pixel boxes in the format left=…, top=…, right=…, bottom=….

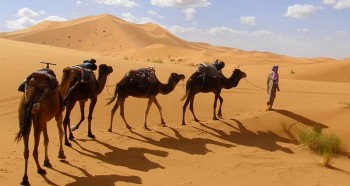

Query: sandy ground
left=0, top=14, right=350, bottom=186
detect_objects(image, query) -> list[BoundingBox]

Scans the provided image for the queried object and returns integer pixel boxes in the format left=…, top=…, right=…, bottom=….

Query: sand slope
left=0, top=15, right=350, bottom=186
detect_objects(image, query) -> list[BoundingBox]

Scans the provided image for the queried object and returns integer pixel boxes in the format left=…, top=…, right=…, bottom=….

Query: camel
left=63, top=64, right=113, bottom=146
left=106, top=72, right=185, bottom=131
left=181, top=68, right=247, bottom=125
left=15, top=66, right=75, bottom=186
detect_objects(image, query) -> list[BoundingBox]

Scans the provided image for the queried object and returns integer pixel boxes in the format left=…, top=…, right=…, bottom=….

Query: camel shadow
left=70, top=138, right=167, bottom=172
left=47, top=160, right=141, bottom=186
left=193, top=119, right=294, bottom=154
left=274, top=109, right=328, bottom=129
left=124, top=127, right=234, bottom=155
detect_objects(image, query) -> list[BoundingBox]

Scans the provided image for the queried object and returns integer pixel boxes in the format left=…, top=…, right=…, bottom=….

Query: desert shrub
left=123, top=56, right=129, bottom=60
left=298, top=127, right=341, bottom=166
left=151, top=58, right=164, bottom=64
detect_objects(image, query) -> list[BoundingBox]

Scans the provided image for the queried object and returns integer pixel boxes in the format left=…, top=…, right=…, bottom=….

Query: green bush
left=298, top=127, right=341, bottom=165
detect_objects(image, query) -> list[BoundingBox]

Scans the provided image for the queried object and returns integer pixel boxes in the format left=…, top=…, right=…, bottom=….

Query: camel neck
left=160, top=75, right=177, bottom=95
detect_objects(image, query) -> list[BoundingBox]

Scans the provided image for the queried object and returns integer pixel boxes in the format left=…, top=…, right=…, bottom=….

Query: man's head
left=272, top=65, right=279, bottom=72
left=90, top=58, right=96, bottom=64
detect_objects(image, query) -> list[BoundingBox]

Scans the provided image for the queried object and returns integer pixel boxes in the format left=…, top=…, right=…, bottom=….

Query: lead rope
left=244, top=78, right=266, bottom=91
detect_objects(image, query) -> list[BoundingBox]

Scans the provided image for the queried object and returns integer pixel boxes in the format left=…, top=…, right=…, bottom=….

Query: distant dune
left=0, top=14, right=350, bottom=186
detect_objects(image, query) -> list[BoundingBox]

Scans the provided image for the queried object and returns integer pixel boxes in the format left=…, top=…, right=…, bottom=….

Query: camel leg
left=20, top=128, right=31, bottom=185
left=42, top=126, right=52, bottom=168
left=55, top=113, right=66, bottom=159
left=120, top=99, right=132, bottom=129
left=63, top=100, right=76, bottom=146
left=144, top=98, right=154, bottom=130
left=217, top=95, right=223, bottom=118
left=108, top=98, right=121, bottom=132
left=182, top=95, right=191, bottom=125
left=153, top=97, right=166, bottom=126
left=213, top=94, right=219, bottom=120
left=72, top=101, right=85, bottom=131
left=32, top=119, right=46, bottom=175
left=189, top=95, right=199, bottom=122
left=87, top=98, right=97, bottom=138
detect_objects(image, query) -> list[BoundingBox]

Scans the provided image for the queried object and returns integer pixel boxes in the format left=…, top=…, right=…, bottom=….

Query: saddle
left=18, top=68, right=58, bottom=92
left=71, top=65, right=95, bottom=83
left=196, top=63, right=220, bottom=78
left=125, top=67, right=156, bottom=87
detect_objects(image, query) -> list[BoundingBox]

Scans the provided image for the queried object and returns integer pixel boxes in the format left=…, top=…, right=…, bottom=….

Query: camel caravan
left=15, top=59, right=246, bottom=185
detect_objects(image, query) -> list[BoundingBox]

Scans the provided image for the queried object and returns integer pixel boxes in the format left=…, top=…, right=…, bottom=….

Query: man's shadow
left=44, top=160, right=141, bottom=186
left=274, top=109, right=328, bottom=129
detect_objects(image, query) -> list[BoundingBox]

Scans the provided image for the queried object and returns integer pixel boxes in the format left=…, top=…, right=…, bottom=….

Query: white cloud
left=17, top=7, right=40, bottom=18
left=76, top=1, right=82, bottom=5
left=6, top=8, right=66, bottom=30
left=297, top=28, right=309, bottom=33
left=284, top=4, right=322, bottom=19
left=336, top=30, right=348, bottom=36
left=121, top=12, right=157, bottom=24
left=148, top=10, right=163, bottom=18
left=240, top=16, right=256, bottom=26
left=249, top=30, right=271, bottom=36
left=207, top=27, right=247, bottom=36
left=95, top=0, right=138, bottom=8
left=323, top=0, right=350, bottom=9
left=183, top=8, right=196, bottom=20
left=151, top=0, right=211, bottom=8
left=38, top=16, right=67, bottom=23
left=323, top=0, right=336, bottom=5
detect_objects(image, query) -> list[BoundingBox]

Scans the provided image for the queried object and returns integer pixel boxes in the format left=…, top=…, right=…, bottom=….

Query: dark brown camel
left=181, top=68, right=247, bottom=125
left=63, top=64, right=113, bottom=146
left=15, top=67, right=74, bottom=185
left=106, top=72, right=185, bottom=131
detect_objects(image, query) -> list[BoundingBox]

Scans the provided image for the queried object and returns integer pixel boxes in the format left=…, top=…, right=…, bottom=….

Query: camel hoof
left=20, top=176, right=29, bottom=186
left=37, top=168, right=47, bottom=175
left=126, top=125, right=132, bottom=130
left=58, top=151, right=66, bottom=159
left=144, top=126, right=150, bottom=130
left=195, top=119, right=199, bottom=122
left=69, top=135, right=74, bottom=140
left=43, top=160, right=52, bottom=168
left=161, top=121, right=166, bottom=125
left=88, top=134, right=95, bottom=138
left=71, top=125, right=79, bottom=131
left=213, top=117, right=218, bottom=120
left=65, top=142, right=72, bottom=147
left=108, top=128, right=112, bottom=132
left=182, top=122, right=186, bottom=126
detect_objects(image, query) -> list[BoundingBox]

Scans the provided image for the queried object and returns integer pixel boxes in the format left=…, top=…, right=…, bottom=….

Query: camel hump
left=18, top=68, right=58, bottom=92
left=125, top=66, right=157, bottom=87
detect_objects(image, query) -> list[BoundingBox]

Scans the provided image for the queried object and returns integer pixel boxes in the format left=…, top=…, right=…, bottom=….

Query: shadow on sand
left=274, top=109, right=328, bottom=129
left=192, top=119, right=294, bottom=154
left=125, top=127, right=234, bottom=155
left=44, top=160, right=141, bottom=186
left=69, top=138, right=168, bottom=172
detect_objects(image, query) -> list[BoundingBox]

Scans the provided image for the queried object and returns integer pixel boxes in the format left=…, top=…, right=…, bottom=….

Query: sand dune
left=0, top=14, right=350, bottom=186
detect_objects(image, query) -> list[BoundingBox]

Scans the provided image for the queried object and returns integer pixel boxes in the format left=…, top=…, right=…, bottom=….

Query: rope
left=244, top=78, right=266, bottom=91
left=105, top=75, right=114, bottom=97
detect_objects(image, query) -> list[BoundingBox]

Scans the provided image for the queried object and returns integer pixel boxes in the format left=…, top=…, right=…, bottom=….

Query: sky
left=1, top=0, right=350, bottom=59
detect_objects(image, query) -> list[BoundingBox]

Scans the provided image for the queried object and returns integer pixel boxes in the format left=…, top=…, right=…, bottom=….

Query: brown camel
left=63, top=64, right=113, bottom=146
left=106, top=72, right=185, bottom=131
left=15, top=67, right=75, bottom=186
left=181, top=68, right=247, bottom=125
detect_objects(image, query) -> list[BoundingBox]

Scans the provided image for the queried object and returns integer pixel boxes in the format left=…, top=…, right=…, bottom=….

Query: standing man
left=266, top=65, right=280, bottom=111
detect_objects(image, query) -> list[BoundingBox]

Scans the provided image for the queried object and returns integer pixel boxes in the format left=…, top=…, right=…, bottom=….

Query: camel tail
left=180, top=79, right=191, bottom=101
left=106, top=84, right=119, bottom=105
left=15, top=101, right=33, bottom=142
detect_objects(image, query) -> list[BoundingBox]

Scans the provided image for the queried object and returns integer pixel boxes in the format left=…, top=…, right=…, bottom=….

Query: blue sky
left=1, top=0, right=350, bottom=59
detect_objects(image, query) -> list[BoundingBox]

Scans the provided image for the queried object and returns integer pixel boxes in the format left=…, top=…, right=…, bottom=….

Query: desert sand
left=0, top=14, right=350, bottom=186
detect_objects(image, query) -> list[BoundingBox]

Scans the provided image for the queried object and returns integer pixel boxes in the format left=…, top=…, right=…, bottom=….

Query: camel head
left=232, top=68, right=247, bottom=79
left=98, top=64, right=113, bottom=76
left=170, top=73, right=185, bottom=84
left=62, top=67, right=77, bottom=82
